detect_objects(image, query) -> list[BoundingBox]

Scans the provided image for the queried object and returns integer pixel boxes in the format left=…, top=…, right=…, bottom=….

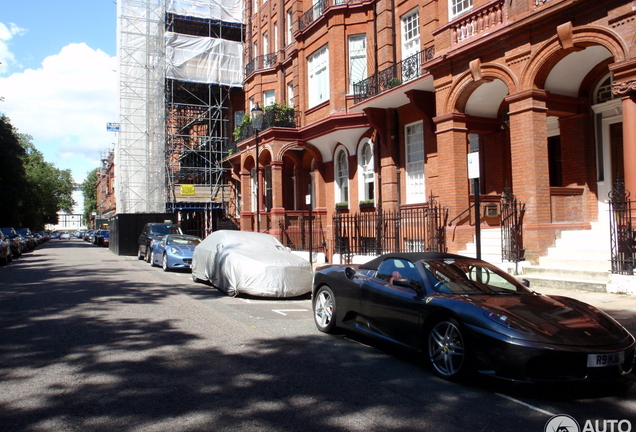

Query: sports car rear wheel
left=313, top=286, right=336, bottom=333
left=427, top=318, right=468, bottom=380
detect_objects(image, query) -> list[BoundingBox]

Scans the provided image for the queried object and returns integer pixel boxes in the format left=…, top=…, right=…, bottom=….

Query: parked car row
left=0, top=227, right=51, bottom=264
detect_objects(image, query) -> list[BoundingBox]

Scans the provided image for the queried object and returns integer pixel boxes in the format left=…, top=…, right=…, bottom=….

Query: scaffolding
left=116, top=0, right=244, bottom=235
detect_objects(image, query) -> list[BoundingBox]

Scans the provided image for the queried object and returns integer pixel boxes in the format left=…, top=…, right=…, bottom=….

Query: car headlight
left=484, top=311, right=532, bottom=335
left=169, top=247, right=181, bottom=255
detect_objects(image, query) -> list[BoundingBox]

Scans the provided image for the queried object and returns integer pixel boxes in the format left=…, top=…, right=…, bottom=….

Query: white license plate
left=587, top=351, right=625, bottom=368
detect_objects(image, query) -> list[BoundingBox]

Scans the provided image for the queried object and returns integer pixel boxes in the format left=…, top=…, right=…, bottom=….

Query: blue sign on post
left=107, top=122, right=120, bottom=132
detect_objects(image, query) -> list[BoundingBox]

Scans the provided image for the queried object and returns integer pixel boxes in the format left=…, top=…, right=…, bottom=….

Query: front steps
left=460, top=224, right=614, bottom=293
left=521, top=223, right=612, bottom=292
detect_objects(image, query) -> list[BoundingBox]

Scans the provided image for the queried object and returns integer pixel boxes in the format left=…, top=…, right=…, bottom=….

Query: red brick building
left=96, top=150, right=116, bottom=224
left=226, top=0, right=636, bottom=266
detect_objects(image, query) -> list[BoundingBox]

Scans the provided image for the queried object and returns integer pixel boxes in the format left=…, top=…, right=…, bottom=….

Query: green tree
left=19, top=137, right=75, bottom=230
left=81, top=168, right=99, bottom=226
left=0, top=115, right=27, bottom=227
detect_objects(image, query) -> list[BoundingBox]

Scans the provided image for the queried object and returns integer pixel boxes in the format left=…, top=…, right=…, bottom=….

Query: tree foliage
left=0, top=115, right=76, bottom=230
left=81, top=168, right=100, bottom=225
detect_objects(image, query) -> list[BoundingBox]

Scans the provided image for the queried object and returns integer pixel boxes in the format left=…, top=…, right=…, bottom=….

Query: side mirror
left=521, top=279, right=530, bottom=287
left=344, top=267, right=356, bottom=280
left=392, top=278, right=423, bottom=292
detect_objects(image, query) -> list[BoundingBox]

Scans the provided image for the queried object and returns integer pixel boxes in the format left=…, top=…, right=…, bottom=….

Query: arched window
left=358, top=140, right=374, bottom=202
left=335, top=149, right=349, bottom=204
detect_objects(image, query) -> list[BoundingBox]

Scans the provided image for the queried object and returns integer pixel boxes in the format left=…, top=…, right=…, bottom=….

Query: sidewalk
left=534, top=286, right=636, bottom=336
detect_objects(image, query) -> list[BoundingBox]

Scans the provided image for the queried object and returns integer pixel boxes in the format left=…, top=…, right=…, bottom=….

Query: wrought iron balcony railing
left=234, top=109, right=302, bottom=142
left=298, top=0, right=365, bottom=31
left=353, top=46, right=435, bottom=104
left=245, top=53, right=278, bottom=76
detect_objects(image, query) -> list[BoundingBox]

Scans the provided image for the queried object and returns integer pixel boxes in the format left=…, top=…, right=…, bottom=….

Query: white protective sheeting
left=167, top=0, right=244, bottom=24
left=192, top=230, right=313, bottom=297
left=165, top=32, right=244, bottom=86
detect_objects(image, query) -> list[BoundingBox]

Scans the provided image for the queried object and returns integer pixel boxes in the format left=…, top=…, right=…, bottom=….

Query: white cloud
left=0, top=43, right=118, bottom=182
left=0, top=22, right=27, bottom=74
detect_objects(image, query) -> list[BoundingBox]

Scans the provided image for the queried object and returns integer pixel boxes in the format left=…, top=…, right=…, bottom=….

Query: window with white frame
left=358, top=140, right=374, bottom=202
left=348, top=34, right=367, bottom=94
left=405, top=121, right=425, bottom=203
left=401, top=9, right=420, bottom=60
left=263, top=90, right=275, bottom=107
left=251, top=168, right=257, bottom=211
left=286, top=9, right=293, bottom=45
left=253, top=0, right=258, bottom=14
left=263, top=32, right=269, bottom=56
left=335, top=149, right=349, bottom=204
left=308, top=45, right=329, bottom=108
left=287, top=82, right=294, bottom=106
left=449, top=0, right=472, bottom=19
left=274, top=23, right=278, bottom=52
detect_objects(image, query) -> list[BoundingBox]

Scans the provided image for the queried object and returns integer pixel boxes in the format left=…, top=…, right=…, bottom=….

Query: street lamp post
left=251, top=103, right=264, bottom=232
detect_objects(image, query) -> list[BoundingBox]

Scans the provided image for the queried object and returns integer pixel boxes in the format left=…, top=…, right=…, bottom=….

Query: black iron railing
left=353, top=46, right=435, bottom=104
left=245, top=53, right=278, bottom=76
left=278, top=212, right=328, bottom=253
left=332, top=194, right=448, bottom=262
left=500, top=185, right=525, bottom=263
left=298, top=0, right=364, bottom=31
left=234, top=108, right=301, bottom=142
left=609, top=178, right=635, bottom=275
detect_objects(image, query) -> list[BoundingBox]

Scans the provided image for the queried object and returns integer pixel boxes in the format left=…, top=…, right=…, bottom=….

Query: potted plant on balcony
left=233, top=114, right=252, bottom=141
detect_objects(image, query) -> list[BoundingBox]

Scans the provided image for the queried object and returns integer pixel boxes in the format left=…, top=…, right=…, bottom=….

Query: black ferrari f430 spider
left=312, top=252, right=635, bottom=383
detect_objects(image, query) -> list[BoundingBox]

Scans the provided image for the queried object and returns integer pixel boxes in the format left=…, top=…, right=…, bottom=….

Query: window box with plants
left=335, top=202, right=349, bottom=212
left=359, top=199, right=375, bottom=210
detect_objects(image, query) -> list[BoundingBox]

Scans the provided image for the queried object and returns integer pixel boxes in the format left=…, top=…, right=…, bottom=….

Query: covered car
left=151, top=234, right=200, bottom=271
left=192, top=230, right=313, bottom=298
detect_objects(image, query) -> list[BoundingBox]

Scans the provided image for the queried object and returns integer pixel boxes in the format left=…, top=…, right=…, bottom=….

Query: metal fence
left=332, top=196, right=448, bottom=261
left=500, top=185, right=526, bottom=263
left=277, top=212, right=328, bottom=254
left=609, top=179, right=635, bottom=275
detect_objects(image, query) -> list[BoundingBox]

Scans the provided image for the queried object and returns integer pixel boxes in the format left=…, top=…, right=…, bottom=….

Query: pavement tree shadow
left=0, top=240, right=633, bottom=432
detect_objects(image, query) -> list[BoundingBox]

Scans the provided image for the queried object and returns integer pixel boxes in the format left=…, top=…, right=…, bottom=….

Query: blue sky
left=0, top=0, right=119, bottom=183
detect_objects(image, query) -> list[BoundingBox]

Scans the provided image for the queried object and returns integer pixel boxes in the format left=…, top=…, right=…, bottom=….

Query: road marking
left=495, top=393, right=556, bottom=416
left=272, top=309, right=309, bottom=316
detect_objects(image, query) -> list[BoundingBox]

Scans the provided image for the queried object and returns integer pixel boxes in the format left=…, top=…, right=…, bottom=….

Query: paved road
left=0, top=239, right=635, bottom=432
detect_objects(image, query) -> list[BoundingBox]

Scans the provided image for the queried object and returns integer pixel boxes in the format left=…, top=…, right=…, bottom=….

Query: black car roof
left=358, top=252, right=471, bottom=270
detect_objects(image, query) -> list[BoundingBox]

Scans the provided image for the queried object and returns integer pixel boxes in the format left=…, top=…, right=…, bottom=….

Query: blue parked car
left=150, top=234, right=201, bottom=271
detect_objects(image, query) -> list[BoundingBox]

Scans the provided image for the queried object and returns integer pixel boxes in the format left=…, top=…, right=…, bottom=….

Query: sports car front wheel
left=313, top=286, right=336, bottom=333
left=427, top=319, right=468, bottom=381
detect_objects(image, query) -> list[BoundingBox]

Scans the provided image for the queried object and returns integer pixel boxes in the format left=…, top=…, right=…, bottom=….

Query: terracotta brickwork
left=227, top=0, right=636, bottom=263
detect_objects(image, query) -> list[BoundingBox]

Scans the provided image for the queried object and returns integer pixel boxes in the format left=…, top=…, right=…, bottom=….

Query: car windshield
left=166, top=236, right=200, bottom=246
left=151, top=225, right=181, bottom=235
left=422, top=258, right=529, bottom=295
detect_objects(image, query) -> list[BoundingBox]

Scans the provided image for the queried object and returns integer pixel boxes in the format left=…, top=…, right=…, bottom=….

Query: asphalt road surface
left=0, top=238, right=634, bottom=432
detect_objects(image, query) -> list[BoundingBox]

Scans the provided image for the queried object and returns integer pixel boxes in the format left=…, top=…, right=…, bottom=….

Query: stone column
left=610, top=59, right=636, bottom=196
left=433, top=113, right=470, bottom=217
left=505, top=89, right=552, bottom=261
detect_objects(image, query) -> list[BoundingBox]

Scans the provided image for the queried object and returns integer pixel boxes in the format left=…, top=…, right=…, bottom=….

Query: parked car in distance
left=137, top=222, right=183, bottom=263
left=312, top=252, right=635, bottom=383
left=0, top=227, right=22, bottom=258
left=151, top=234, right=201, bottom=271
left=93, top=229, right=109, bottom=246
left=59, top=231, right=71, bottom=240
left=101, top=231, right=110, bottom=247
left=192, top=230, right=313, bottom=298
left=0, top=231, right=13, bottom=264
left=16, top=228, right=36, bottom=251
